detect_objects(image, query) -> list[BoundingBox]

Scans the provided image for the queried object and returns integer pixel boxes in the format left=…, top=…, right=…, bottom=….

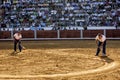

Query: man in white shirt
left=95, top=33, right=106, bottom=56
left=13, top=32, right=22, bottom=52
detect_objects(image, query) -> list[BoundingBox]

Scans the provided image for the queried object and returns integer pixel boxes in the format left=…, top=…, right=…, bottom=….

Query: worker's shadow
left=99, top=56, right=114, bottom=63
left=10, top=51, right=19, bottom=56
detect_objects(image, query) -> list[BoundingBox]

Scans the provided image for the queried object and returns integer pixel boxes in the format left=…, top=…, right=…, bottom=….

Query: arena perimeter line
left=0, top=61, right=119, bottom=79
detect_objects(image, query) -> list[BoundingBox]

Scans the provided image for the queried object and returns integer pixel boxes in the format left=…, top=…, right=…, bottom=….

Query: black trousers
left=96, top=40, right=106, bottom=56
left=14, top=40, right=22, bottom=52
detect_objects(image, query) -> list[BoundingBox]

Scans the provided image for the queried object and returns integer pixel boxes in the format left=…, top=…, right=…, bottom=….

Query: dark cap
left=97, top=33, right=102, bottom=36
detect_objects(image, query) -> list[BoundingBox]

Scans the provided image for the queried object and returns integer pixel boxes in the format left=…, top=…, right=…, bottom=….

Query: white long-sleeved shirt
left=14, top=33, right=22, bottom=40
left=95, top=35, right=106, bottom=42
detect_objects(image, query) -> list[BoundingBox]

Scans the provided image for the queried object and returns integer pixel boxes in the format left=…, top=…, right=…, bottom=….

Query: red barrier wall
left=37, top=30, right=57, bottom=38
left=106, top=30, right=120, bottom=37
left=0, top=30, right=120, bottom=39
left=0, top=31, right=11, bottom=39
left=60, top=30, right=80, bottom=38
left=20, top=30, right=34, bottom=38
left=83, top=30, right=103, bottom=38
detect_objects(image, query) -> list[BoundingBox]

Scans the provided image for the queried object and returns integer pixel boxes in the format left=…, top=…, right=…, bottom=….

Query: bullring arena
left=0, top=0, right=120, bottom=79
left=0, top=39, right=120, bottom=80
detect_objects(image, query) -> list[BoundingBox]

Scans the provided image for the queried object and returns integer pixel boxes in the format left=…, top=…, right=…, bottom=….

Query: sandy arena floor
left=0, top=40, right=120, bottom=80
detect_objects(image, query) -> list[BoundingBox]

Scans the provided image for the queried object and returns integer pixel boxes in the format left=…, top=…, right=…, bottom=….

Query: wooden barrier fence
left=0, top=30, right=120, bottom=40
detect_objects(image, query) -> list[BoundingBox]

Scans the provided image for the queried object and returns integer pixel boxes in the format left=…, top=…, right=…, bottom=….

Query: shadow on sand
left=10, top=51, right=19, bottom=56
left=99, top=56, right=114, bottom=63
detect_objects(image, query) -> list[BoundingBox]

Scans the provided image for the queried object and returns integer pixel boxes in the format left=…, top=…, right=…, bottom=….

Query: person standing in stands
left=13, top=31, right=22, bottom=52
left=95, top=33, right=107, bottom=56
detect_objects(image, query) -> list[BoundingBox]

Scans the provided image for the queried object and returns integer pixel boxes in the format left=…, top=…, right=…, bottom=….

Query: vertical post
left=57, top=30, right=60, bottom=39
left=34, top=29, right=37, bottom=39
left=11, top=30, right=14, bottom=39
left=104, top=29, right=106, bottom=36
left=11, top=25, right=14, bottom=39
left=80, top=30, right=83, bottom=39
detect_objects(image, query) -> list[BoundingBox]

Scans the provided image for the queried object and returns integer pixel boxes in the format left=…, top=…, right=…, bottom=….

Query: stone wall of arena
left=0, top=30, right=120, bottom=39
